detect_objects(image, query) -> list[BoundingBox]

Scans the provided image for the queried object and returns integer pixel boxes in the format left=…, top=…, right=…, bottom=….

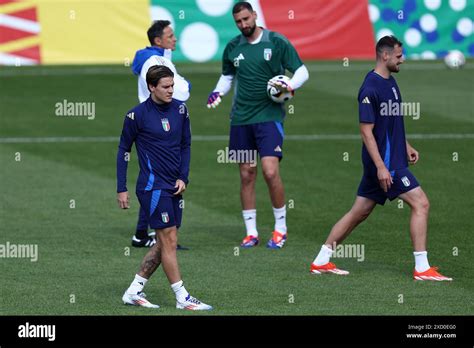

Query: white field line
left=1, top=62, right=472, bottom=77
left=0, top=134, right=473, bottom=144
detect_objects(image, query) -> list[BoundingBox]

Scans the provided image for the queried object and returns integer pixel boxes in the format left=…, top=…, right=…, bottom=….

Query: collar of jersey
left=148, top=97, right=171, bottom=111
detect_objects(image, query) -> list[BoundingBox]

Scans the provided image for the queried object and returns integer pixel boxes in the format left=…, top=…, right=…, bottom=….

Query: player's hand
left=267, top=79, right=293, bottom=93
left=174, top=179, right=186, bottom=195
left=407, top=146, right=419, bottom=165
left=117, top=191, right=130, bottom=209
left=377, top=166, right=393, bottom=193
left=207, top=91, right=223, bottom=109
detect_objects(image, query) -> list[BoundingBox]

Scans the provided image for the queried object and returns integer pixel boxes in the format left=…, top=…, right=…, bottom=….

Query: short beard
left=388, top=64, right=400, bottom=73
left=241, top=24, right=256, bottom=37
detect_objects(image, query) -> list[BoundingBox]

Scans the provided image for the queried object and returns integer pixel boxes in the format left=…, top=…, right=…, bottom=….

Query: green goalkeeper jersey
left=222, top=29, right=303, bottom=126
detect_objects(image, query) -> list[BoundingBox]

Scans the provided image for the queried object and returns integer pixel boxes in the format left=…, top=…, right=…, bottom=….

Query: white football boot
left=176, top=294, right=213, bottom=311
left=122, top=291, right=160, bottom=308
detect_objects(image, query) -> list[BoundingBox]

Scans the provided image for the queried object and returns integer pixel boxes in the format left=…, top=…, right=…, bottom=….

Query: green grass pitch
left=0, top=60, right=473, bottom=315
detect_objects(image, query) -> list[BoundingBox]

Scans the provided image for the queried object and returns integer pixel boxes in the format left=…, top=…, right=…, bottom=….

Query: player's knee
left=162, top=236, right=177, bottom=250
left=158, top=228, right=177, bottom=249
left=351, top=206, right=372, bottom=223
left=416, top=196, right=430, bottom=214
left=240, top=167, right=257, bottom=185
left=357, top=211, right=370, bottom=223
left=262, top=167, right=279, bottom=182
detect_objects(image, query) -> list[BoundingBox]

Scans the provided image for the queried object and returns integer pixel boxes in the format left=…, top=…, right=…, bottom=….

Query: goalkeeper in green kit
left=207, top=1, right=309, bottom=249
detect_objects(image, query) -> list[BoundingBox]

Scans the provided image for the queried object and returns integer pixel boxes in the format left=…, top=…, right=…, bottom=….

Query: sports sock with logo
left=273, top=205, right=287, bottom=234
left=127, top=274, right=148, bottom=295
left=313, top=244, right=334, bottom=266
left=242, top=209, right=258, bottom=237
left=413, top=251, right=430, bottom=273
left=171, top=280, right=190, bottom=303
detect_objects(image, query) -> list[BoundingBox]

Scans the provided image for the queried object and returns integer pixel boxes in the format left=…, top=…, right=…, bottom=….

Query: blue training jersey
left=116, top=98, right=191, bottom=196
left=358, top=70, right=408, bottom=174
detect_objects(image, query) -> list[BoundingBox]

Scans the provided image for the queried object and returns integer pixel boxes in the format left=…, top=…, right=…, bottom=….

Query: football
left=267, top=75, right=294, bottom=103
left=444, top=50, right=466, bottom=69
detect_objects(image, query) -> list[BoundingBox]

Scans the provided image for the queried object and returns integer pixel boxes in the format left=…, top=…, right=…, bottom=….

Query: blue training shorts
left=229, top=121, right=284, bottom=160
left=136, top=190, right=183, bottom=230
left=357, top=167, right=420, bottom=205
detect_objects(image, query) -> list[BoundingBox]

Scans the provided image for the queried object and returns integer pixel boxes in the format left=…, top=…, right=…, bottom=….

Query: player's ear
left=153, top=36, right=161, bottom=46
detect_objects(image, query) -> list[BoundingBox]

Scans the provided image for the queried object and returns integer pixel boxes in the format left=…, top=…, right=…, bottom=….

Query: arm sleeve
left=358, top=88, right=378, bottom=124
left=213, top=74, right=234, bottom=95
left=170, top=72, right=191, bottom=102
left=116, top=113, right=138, bottom=193
left=138, top=74, right=149, bottom=103
left=178, top=106, right=191, bottom=185
left=288, top=65, right=309, bottom=90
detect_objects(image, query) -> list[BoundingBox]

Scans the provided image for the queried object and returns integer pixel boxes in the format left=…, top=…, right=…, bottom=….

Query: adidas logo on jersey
left=274, top=145, right=282, bottom=152
left=233, top=53, right=245, bottom=67
left=127, top=112, right=135, bottom=120
left=361, top=97, right=370, bottom=104
left=392, top=87, right=399, bottom=100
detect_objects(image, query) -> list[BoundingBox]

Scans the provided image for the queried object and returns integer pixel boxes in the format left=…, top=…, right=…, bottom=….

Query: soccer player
left=309, top=36, right=452, bottom=281
left=207, top=1, right=309, bottom=249
left=130, top=20, right=190, bottom=249
left=117, top=65, right=212, bottom=309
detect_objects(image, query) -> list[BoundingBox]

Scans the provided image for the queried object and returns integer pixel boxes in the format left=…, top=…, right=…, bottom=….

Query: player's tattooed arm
left=406, top=141, right=419, bottom=164
left=360, top=123, right=393, bottom=192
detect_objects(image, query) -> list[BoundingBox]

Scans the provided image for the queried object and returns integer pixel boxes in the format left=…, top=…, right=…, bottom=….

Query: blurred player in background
left=207, top=1, right=309, bottom=249
left=118, top=66, right=212, bottom=310
left=309, top=36, right=452, bottom=281
left=131, top=20, right=190, bottom=249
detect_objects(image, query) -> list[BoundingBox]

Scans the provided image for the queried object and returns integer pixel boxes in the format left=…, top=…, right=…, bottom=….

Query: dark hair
left=147, top=20, right=171, bottom=46
left=376, top=35, right=403, bottom=57
left=146, top=65, right=174, bottom=91
left=232, top=1, right=253, bottom=14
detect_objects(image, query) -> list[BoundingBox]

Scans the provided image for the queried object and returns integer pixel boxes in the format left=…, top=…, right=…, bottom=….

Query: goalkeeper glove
left=267, top=79, right=293, bottom=93
left=207, top=91, right=223, bottom=109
